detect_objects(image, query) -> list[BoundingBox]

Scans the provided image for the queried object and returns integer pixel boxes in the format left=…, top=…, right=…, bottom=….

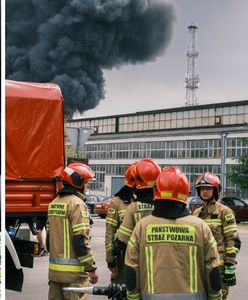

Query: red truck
left=5, top=80, right=65, bottom=291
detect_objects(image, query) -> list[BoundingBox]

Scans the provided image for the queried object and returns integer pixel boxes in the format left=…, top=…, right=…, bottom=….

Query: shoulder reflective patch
left=48, top=203, right=68, bottom=217
left=81, top=211, right=89, bottom=218
left=108, top=208, right=115, bottom=214
left=146, top=224, right=195, bottom=244
left=225, top=213, right=235, bottom=222
left=137, top=202, right=153, bottom=211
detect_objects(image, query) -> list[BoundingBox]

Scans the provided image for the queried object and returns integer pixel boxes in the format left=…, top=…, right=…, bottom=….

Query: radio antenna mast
left=185, top=23, right=199, bottom=106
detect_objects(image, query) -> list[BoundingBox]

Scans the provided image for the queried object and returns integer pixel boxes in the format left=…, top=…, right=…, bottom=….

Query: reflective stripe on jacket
left=117, top=201, right=153, bottom=244
left=105, top=196, right=131, bottom=263
left=47, top=193, right=96, bottom=283
left=125, top=214, right=221, bottom=300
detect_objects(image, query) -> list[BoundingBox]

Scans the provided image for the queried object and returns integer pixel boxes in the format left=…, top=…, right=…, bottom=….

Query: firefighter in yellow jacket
left=125, top=167, right=222, bottom=300
left=193, top=172, right=241, bottom=300
left=105, top=163, right=136, bottom=284
left=117, top=158, right=161, bottom=245
left=47, top=163, right=98, bottom=300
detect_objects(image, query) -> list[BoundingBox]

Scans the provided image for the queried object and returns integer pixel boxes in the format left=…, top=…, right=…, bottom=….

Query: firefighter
left=193, top=172, right=241, bottom=300
left=125, top=167, right=222, bottom=300
left=116, top=158, right=161, bottom=245
left=47, top=163, right=98, bottom=300
left=105, top=163, right=137, bottom=284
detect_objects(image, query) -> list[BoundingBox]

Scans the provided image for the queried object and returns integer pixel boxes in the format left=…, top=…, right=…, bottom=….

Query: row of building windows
left=68, top=103, right=248, bottom=134
left=118, top=114, right=247, bottom=132
left=72, top=138, right=248, bottom=160
left=88, top=163, right=239, bottom=196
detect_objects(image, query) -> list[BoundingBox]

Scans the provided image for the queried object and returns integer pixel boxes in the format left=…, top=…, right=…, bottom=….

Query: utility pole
left=185, top=23, right=199, bottom=106
left=220, top=132, right=228, bottom=195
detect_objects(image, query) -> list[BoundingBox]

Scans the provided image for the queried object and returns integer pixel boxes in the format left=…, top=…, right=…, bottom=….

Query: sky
left=79, top=0, right=248, bottom=118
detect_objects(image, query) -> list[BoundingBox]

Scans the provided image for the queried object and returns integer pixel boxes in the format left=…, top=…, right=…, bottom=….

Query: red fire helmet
left=61, top=162, right=95, bottom=189
left=154, top=166, right=190, bottom=204
left=134, top=158, right=161, bottom=189
left=124, top=162, right=137, bottom=187
left=195, top=172, right=221, bottom=198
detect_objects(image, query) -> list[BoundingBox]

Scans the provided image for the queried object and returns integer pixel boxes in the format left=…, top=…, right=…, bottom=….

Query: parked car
left=188, top=196, right=248, bottom=222
left=220, top=196, right=248, bottom=223
left=94, top=197, right=113, bottom=218
left=86, top=194, right=106, bottom=214
left=187, top=197, right=203, bottom=213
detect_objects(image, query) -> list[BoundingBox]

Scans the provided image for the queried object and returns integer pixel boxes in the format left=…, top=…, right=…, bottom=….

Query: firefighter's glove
left=113, top=238, right=126, bottom=257
left=223, top=264, right=236, bottom=286
left=108, top=260, right=116, bottom=270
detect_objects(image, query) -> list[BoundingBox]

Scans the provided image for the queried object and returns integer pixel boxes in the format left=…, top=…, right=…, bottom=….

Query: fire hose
left=63, top=283, right=127, bottom=300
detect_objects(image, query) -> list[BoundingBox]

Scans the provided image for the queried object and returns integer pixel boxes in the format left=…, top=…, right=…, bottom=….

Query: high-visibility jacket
left=193, top=201, right=240, bottom=265
left=47, top=193, right=96, bottom=283
left=125, top=214, right=221, bottom=300
left=105, top=196, right=131, bottom=263
left=117, top=201, right=153, bottom=244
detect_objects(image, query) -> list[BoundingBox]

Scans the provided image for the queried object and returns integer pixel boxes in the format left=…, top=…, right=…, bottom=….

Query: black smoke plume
left=6, top=0, right=177, bottom=119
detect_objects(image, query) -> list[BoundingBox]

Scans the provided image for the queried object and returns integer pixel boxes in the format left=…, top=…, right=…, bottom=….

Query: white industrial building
left=66, top=99, right=248, bottom=198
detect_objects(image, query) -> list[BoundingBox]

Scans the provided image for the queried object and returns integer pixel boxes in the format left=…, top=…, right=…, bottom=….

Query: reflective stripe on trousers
left=142, top=292, right=206, bottom=300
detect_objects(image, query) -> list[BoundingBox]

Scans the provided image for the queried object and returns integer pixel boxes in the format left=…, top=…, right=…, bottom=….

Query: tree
left=227, top=140, right=248, bottom=193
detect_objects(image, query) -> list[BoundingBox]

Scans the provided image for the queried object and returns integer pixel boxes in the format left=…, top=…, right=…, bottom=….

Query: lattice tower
left=185, top=23, right=199, bottom=106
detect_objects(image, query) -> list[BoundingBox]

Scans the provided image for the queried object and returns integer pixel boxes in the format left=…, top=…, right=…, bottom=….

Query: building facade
left=66, top=100, right=248, bottom=198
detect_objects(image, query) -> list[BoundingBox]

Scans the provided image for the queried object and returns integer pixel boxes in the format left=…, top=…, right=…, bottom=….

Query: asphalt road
left=5, top=218, right=248, bottom=300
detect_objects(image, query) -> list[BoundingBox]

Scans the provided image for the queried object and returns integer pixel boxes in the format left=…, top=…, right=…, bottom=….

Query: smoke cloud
left=6, top=0, right=178, bottom=119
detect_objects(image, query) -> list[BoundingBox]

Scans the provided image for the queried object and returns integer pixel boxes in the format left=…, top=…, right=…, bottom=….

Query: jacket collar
left=152, top=200, right=190, bottom=219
